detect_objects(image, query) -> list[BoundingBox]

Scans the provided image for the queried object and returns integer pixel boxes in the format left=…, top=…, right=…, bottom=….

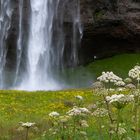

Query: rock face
left=79, top=0, right=140, bottom=64
left=6, top=0, right=140, bottom=67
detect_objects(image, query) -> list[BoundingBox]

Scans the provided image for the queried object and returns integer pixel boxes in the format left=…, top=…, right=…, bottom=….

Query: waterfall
left=0, top=0, right=12, bottom=88
left=0, top=0, right=82, bottom=90
left=19, top=0, right=82, bottom=90
left=22, top=0, right=60, bottom=90
left=14, top=0, right=23, bottom=86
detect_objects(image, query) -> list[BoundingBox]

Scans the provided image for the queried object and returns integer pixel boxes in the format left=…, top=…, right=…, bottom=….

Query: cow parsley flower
left=75, top=95, right=83, bottom=100
left=128, top=65, right=140, bottom=80
left=132, top=89, right=140, bottom=97
left=59, top=115, right=70, bottom=123
left=67, top=106, right=90, bottom=116
left=106, top=94, right=134, bottom=109
left=97, top=71, right=122, bottom=83
left=106, top=94, right=134, bottom=103
left=118, top=127, right=127, bottom=135
left=80, top=120, right=89, bottom=128
left=49, top=111, right=60, bottom=117
left=114, top=81, right=125, bottom=87
left=92, top=108, right=108, bottom=117
left=94, top=88, right=109, bottom=96
left=97, top=71, right=125, bottom=87
left=19, top=122, right=36, bottom=128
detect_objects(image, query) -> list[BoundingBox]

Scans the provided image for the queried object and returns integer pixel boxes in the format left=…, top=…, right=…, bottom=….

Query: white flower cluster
left=114, top=81, right=125, bottom=86
left=92, top=108, right=108, bottom=117
left=80, top=120, right=89, bottom=128
left=132, top=89, right=140, bottom=97
left=118, top=127, right=127, bottom=135
left=75, top=95, right=83, bottom=100
left=19, top=122, right=35, bottom=128
left=106, top=94, right=134, bottom=104
left=128, top=65, right=140, bottom=80
left=97, top=72, right=124, bottom=86
left=94, top=88, right=109, bottom=96
left=58, top=115, right=70, bottom=123
left=67, top=106, right=90, bottom=116
left=49, top=111, right=60, bottom=117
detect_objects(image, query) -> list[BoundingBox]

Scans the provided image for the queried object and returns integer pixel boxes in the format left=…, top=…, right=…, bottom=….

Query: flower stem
left=116, top=109, right=121, bottom=140
left=103, top=95, right=113, bottom=140
left=103, top=95, right=113, bottom=123
left=25, top=128, right=29, bottom=140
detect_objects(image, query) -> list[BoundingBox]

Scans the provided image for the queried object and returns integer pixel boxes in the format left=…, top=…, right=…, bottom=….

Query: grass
left=0, top=89, right=94, bottom=140
left=86, top=53, right=140, bottom=78
left=0, top=89, right=139, bottom=140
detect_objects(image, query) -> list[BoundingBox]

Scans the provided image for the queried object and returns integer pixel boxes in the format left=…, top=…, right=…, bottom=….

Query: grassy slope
left=86, top=53, right=140, bottom=78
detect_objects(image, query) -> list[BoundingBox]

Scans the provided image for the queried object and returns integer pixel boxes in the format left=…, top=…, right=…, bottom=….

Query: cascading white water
left=0, top=0, right=83, bottom=90
left=0, top=0, right=12, bottom=88
left=71, top=0, right=83, bottom=66
left=20, top=0, right=60, bottom=90
left=19, top=0, right=82, bottom=90
left=14, top=0, right=23, bottom=85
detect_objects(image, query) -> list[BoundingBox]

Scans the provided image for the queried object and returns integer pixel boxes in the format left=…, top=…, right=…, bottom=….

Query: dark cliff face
left=6, top=0, right=30, bottom=71
left=6, top=0, right=140, bottom=68
left=79, top=0, right=140, bottom=64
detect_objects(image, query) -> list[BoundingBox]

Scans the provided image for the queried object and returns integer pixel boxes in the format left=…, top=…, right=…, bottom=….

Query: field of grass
left=0, top=90, right=93, bottom=140
left=0, top=88, right=140, bottom=140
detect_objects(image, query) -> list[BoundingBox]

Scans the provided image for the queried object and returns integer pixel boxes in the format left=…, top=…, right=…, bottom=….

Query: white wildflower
left=67, top=106, right=90, bottom=116
left=97, top=72, right=122, bottom=83
left=116, top=88, right=125, bottom=92
left=79, top=131, right=87, bottom=136
left=132, top=89, right=140, bottom=97
left=19, top=122, right=35, bottom=128
left=59, top=115, right=70, bottom=123
left=80, top=120, right=89, bottom=128
left=97, top=71, right=123, bottom=86
left=106, top=94, right=134, bottom=109
left=118, top=127, right=127, bottom=135
left=92, top=108, right=108, bottom=117
left=107, top=88, right=115, bottom=91
left=75, top=95, right=83, bottom=100
left=94, top=88, right=109, bottom=96
left=115, top=81, right=125, bottom=87
left=125, top=83, right=136, bottom=89
left=128, top=65, right=140, bottom=80
left=49, top=111, right=60, bottom=117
